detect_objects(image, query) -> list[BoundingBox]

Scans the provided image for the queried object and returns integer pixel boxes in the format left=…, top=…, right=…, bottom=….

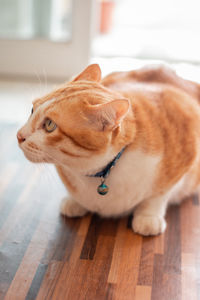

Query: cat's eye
left=31, top=107, right=33, bottom=114
left=44, top=118, right=57, bottom=133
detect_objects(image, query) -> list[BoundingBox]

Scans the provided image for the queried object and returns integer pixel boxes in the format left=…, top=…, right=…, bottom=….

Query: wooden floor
left=1, top=121, right=200, bottom=300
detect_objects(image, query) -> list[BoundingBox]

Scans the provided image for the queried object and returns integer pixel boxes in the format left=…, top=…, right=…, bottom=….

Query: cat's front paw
left=60, top=197, right=87, bottom=218
left=132, top=214, right=166, bottom=236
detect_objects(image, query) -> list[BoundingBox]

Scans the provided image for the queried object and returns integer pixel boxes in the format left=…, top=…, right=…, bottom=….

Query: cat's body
left=17, top=64, right=200, bottom=235
left=56, top=149, right=160, bottom=217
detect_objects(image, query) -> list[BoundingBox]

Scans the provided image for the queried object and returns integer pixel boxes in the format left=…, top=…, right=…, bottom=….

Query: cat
left=17, top=64, right=200, bottom=236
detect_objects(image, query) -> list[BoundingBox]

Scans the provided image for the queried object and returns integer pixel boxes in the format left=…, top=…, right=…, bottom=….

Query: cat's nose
left=17, top=131, right=26, bottom=144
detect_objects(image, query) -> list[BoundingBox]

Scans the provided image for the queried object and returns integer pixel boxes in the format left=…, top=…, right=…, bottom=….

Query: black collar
left=88, top=147, right=126, bottom=195
left=89, top=147, right=126, bottom=179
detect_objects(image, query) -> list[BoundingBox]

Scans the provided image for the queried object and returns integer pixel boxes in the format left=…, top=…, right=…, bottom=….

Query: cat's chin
left=22, top=150, right=48, bottom=164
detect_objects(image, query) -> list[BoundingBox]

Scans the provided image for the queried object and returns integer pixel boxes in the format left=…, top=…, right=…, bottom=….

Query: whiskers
left=43, top=164, right=61, bottom=185
left=42, top=67, right=48, bottom=93
left=27, top=152, right=65, bottom=194
left=23, top=144, right=47, bottom=164
left=24, top=144, right=62, bottom=166
left=33, top=68, right=55, bottom=99
left=33, top=70, right=46, bottom=98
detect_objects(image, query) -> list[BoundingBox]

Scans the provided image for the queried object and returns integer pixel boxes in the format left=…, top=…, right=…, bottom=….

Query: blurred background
left=1, top=0, right=200, bottom=123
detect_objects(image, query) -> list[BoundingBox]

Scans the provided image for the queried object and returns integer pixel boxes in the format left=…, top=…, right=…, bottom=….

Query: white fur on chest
left=62, top=149, right=161, bottom=217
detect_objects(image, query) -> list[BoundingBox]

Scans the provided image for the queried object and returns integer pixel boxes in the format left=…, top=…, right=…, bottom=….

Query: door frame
left=0, top=0, right=96, bottom=80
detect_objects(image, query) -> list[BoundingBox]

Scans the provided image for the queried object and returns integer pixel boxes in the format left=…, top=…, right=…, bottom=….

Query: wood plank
left=80, top=214, right=103, bottom=260
left=25, top=263, right=48, bottom=300
left=151, top=254, right=164, bottom=300
left=35, top=261, right=63, bottom=300
left=4, top=245, right=46, bottom=300
left=137, top=236, right=155, bottom=286
left=181, top=198, right=200, bottom=254
left=108, top=218, right=142, bottom=299
left=182, top=253, right=198, bottom=300
left=164, top=206, right=181, bottom=275
left=0, top=170, right=49, bottom=298
left=195, top=255, right=200, bottom=300
left=151, top=206, right=182, bottom=300
left=45, top=217, right=91, bottom=300
left=0, top=162, right=33, bottom=230
left=65, top=235, right=115, bottom=300
left=135, top=285, right=151, bottom=300
left=0, top=168, right=40, bottom=246
left=154, top=233, right=164, bottom=254
left=4, top=200, right=59, bottom=300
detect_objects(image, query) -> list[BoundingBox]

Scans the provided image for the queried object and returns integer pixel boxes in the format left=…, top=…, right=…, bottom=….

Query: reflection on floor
left=1, top=60, right=200, bottom=299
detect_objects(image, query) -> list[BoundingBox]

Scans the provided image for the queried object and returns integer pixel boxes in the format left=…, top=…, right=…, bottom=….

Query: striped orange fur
left=17, top=64, right=200, bottom=236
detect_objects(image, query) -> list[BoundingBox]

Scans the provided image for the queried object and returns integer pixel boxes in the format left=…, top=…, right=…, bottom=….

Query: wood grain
left=0, top=122, right=200, bottom=299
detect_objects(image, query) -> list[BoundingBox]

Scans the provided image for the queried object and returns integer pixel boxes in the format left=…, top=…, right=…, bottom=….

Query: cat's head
left=17, top=64, right=134, bottom=173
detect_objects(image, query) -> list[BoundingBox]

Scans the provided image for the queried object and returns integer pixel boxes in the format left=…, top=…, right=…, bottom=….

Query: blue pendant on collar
left=97, top=180, right=109, bottom=195
left=89, top=147, right=126, bottom=196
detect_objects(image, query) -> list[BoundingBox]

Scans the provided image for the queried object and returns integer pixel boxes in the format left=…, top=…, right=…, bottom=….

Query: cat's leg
left=60, top=197, right=88, bottom=217
left=132, top=194, right=169, bottom=236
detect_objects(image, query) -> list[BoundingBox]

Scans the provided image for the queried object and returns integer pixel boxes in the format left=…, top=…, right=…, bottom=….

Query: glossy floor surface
left=1, top=61, right=200, bottom=299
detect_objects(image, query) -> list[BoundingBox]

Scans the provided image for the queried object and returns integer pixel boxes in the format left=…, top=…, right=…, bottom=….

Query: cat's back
left=102, top=65, right=200, bottom=192
left=101, top=65, right=200, bottom=102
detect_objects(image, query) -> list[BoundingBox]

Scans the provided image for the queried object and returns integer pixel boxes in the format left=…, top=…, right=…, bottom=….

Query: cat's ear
left=73, top=64, right=102, bottom=82
left=87, top=99, right=130, bottom=131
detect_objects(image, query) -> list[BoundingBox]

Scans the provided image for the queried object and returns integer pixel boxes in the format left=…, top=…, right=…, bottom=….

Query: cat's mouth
left=19, top=144, right=49, bottom=163
left=23, top=148, right=47, bottom=163
left=23, top=150, right=47, bottom=163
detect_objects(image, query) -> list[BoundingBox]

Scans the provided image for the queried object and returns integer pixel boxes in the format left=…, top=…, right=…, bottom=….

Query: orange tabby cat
left=17, top=64, right=200, bottom=236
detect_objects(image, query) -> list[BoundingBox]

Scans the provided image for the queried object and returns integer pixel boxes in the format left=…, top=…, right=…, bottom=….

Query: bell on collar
left=97, top=181, right=109, bottom=195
